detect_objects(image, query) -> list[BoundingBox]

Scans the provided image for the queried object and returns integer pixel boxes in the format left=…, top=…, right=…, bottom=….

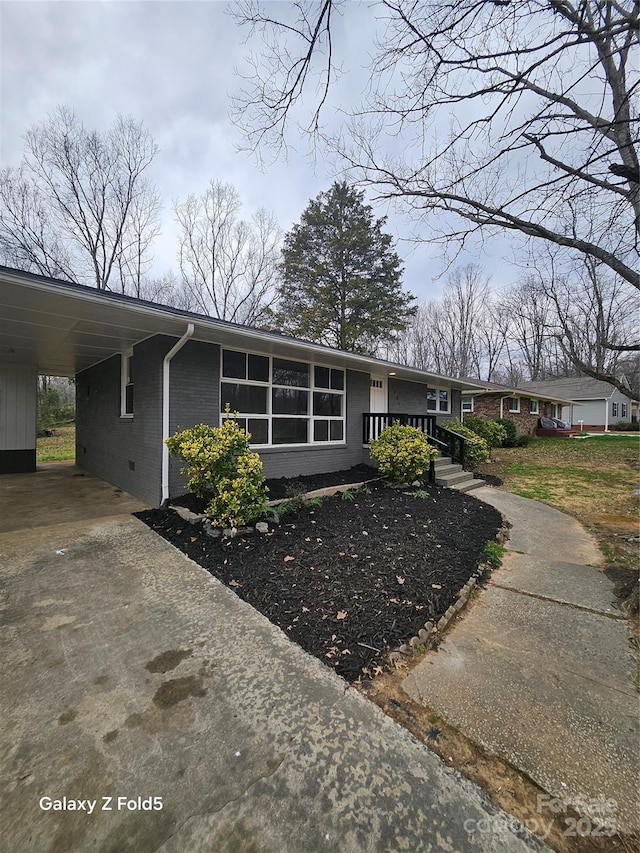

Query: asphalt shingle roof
left=520, top=377, right=635, bottom=401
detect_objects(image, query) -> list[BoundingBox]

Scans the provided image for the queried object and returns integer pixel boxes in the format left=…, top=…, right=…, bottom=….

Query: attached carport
left=0, top=266, right=198, bottom=478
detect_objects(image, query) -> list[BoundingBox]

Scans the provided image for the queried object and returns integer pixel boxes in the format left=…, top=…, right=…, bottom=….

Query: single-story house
left=519, top=377, right=638, bottom=431
left=459, top=380, right=575, bottom=434
left=0, top=266, right=487, bottom=505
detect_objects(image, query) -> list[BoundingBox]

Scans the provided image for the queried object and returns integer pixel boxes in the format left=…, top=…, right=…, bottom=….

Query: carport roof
left=0, top=266, right=486, bottom=391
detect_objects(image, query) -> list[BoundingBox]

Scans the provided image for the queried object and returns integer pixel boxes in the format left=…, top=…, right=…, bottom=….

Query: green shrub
left=166, top=416, right=269, bottom=528
left=463, top=414, right=507, bottom=449
left=442, top=419, right=490, bottom=471
left=369, top=422, right=438, bottom=484
left=496, top=417, right=518, bottom=447
left=515, top=433, right=532, bottom=446
left=612, top=421, right=639, bottom=432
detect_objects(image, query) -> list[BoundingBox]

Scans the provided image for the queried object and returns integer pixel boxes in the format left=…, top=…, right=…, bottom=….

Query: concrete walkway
left=0, top=465, right=547, bottom=853
left=404, top=487, right=640, bottom=836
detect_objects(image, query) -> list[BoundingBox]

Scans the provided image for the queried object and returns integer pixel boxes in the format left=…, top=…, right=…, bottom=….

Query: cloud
left=0, top=1, right=521, bottom=299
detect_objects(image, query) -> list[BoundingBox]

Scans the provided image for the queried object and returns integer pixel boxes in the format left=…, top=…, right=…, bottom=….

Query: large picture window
left=220, top=349, right=346, bottom=446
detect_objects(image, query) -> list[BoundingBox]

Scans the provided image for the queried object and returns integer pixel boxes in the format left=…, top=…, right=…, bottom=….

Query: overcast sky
left=0, top=0, right=515, bottom=300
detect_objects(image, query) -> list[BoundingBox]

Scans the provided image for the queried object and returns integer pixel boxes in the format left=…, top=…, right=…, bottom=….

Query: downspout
left=161, top=323, right=195, bottom=504
left=604, top=398, right=609, bottom=433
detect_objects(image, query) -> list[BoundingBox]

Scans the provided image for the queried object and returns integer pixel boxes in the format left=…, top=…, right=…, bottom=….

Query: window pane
left=247, top=419, right=268, bottom=444
left=272, top=388, right=309, bottom=415
left=461, top=397, right=472, bottom=412
left=272, top=358, right=309, bottom=387
left=330, top=420, right=344, bottom=441
left=221, top=383, right=268, bottom=414
left=248, top=354, right=269, bottom=382
left=126, top=355, right=133, bottom=383
left=223, top=350, right=246, bottom=379
left=426, top=389, right=436, bottom=411
left=222, top=416, right=246, bottom=432
left=125, top=384, right=133, bottom=414
left=313, top=392, right=342, bottom=417
left=314, top=366, right=330, bottom=389
left=439, top=390, right=449, bottom=411
left=330, top=369, right=344, bottom=390
left=314, top=420, right=329, bottom=442
left=272, top=418, right=308, bottom=444
left=509, top=397, right=519, bottom=412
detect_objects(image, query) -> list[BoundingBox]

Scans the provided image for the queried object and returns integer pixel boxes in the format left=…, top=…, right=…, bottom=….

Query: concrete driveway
left=0, top=464, right=547, bottom=853
left=404, top=487, right=639, bottom=837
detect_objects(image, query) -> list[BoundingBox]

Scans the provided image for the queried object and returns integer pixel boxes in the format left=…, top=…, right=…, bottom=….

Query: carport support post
left=161, top=323, right=194, bottom=504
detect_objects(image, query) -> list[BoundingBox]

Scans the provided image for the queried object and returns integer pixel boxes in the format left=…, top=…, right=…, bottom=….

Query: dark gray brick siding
left=388, top=378, right=461, bottom=423
left=168, top=340, right=220, bottom=497
left=76, top=332, right=460, bottom=504
left=76, top=336, right=166, bottom=506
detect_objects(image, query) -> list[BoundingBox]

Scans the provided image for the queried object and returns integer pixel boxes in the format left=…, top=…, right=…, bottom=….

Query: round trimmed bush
left=166, top=417, right=269, bottom=528
left=442, top=419, right=490, bottom=470
left=463, top=414, right=507, bottom=449
left=369, top=422, right=438, bottom=484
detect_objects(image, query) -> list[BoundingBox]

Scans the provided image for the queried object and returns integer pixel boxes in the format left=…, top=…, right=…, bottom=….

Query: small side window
left=508, top=397, right=520, bottom=413
left=121, top=350, right=133, bottom=417
left=530, top=399, right=539, bottom=414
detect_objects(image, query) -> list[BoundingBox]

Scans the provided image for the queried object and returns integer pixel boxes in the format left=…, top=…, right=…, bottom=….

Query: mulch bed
left=136, top=481, right=503, bottom=681
left=474, top=472, right=504, bottom=487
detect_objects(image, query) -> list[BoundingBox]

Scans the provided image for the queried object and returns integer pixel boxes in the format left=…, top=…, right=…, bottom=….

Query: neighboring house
left=459, top=380, right=575, bottom=435
left=0, top=266, right=486, bottom=505
left=520, top=377, right=638, bottom=431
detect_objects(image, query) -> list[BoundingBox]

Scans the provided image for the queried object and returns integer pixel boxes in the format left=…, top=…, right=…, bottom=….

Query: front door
left=370, top=375, right=387, bottom=413
left=369, top=375, right=388, bottom=441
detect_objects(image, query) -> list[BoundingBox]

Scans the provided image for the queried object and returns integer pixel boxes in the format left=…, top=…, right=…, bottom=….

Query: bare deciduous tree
left=233, top=0, right=638, bottom=286
left=174, top=180, right=281, bottom=324
left=0, top=107, right=160, bottom=293
left=0, top=167, right=75, bottom=280
left=389, top=264, right=505, bottom=379
left=498, top=276, right=556, bottom=381
left=540, top=258, right=638, bottom=396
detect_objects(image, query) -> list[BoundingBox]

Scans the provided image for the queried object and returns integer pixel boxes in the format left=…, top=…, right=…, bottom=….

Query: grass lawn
left=36, top=423, right=75, bottom=462
left=480, top=434, right=640, bottom=581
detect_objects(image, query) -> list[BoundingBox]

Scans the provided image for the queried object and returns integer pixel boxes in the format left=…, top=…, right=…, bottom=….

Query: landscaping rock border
left=170, top=478, right=382, bottom=537
left=393, top=520, right=511, bottom=658
left=266, top=478, right=383, bottom=507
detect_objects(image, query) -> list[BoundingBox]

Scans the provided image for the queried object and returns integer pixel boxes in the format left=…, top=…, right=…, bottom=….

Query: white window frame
left=612, top=401, right=619, bottom=417
left=550, top=403, right=558, bottom=418
left=461, top=396, right=474, bottom=414
left=621, top=402, right=628, bottom=418
left=120, top=349, right=134, bottom=418
left=530, top=399, right=539, bottom=415
left=220, top=349, right=346, bottom=448
left=426, top=385, right=452, bottom=414
left=508, top=397, right=520, bottom=413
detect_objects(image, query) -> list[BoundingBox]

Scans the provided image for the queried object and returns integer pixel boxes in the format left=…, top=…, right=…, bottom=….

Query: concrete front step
left=435, top=469, right=474, bottom=487
left=433, top=459, right=463, bottom=475
left=432, top=453, right=482, bottom=492
left=448, top=478, right=485, bottom=493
